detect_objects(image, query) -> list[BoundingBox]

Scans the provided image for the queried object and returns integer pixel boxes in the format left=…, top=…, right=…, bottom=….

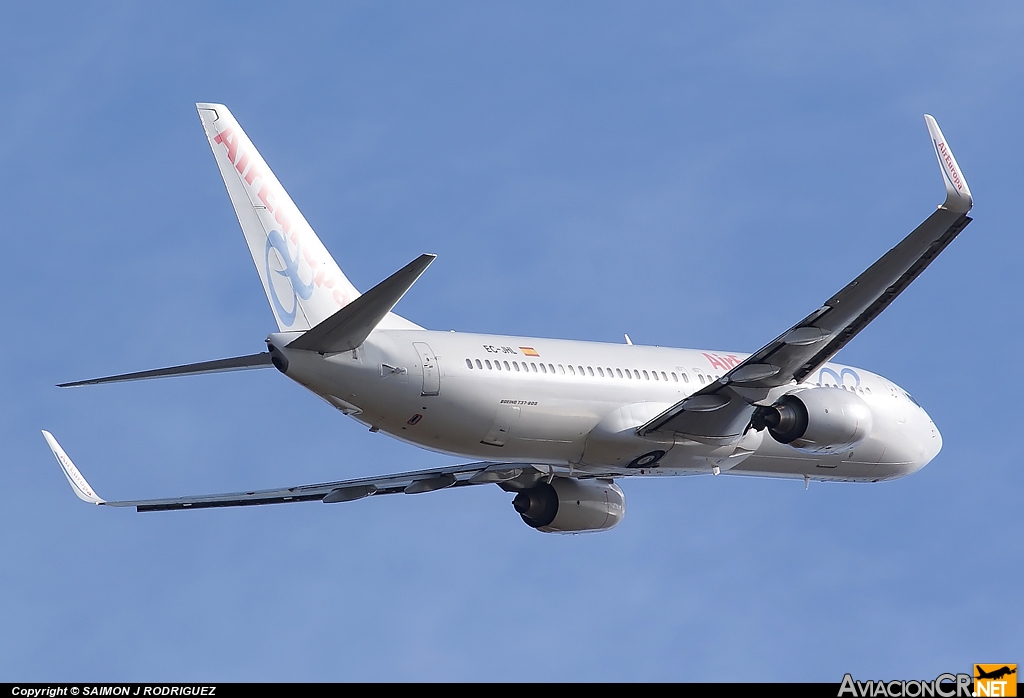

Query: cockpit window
left=903, top=391, right=921, bottom=407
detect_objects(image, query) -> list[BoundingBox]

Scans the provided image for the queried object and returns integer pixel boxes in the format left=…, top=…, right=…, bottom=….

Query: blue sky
left=2, top=1, right=1021, bottom=681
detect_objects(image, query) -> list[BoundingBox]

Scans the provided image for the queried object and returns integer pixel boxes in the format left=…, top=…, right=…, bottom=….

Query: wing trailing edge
left=39, top=431, right=569, bottom=512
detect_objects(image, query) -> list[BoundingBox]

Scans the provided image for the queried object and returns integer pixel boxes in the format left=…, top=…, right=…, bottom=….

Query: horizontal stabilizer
left=41, top=431, right=104, bottom=504
left=58, top=352, right=273, bottom=388
left=288, top=254, right=435, bottom=354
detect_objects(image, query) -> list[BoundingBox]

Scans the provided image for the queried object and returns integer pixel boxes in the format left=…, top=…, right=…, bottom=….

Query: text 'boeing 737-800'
left=43, top=105, right=973, bottom=533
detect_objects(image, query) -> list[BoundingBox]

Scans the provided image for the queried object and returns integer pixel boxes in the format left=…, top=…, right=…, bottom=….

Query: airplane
left=42, top=104, right=973, bottom=534
left=975, top=666, right=1016, bottom=681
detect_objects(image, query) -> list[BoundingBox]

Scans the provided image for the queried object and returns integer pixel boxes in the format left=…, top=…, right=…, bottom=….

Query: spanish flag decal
left=519, top=347, right=540, bottom=357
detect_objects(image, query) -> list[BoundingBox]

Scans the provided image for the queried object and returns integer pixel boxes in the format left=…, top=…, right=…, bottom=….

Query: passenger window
left=549, top=363, right=555, bottom=373
left=643, top=370, right=649, bottom=380
left=587, top=366, right=594, bottom=376
left=485, top=360, right=492, bottom=370
left=531, top=362, right=538, bottom=372
left=597, top=367, right=605, bottom=377
left=558, top=364, right=564, bottom=374
left=578, top=366, right=585, bottom=375
left=606, top=367, right=613, bottom=377
left=504, top=361, right=510, bottom=371
left=540, top=363, right=547, bottom=374
left=865, top=387, right=872, bottom=395
left=513, top=362, right=520, bottom=372
left=698, top=374, right=705, bottom=384
left=682, top=373, right=689, bottom=383
left=466, top=359, right=473, bottom=369
left=568, top=365, right=575, bottom=375
left=616, top=368, right=623, bottom=378
left=661, top=371, right=668, bottom=381
left=652, top=371, right=659, bottom=381
left=671, top=372, right=678, bottom=382
left=475, top=359, right=483, bottom=369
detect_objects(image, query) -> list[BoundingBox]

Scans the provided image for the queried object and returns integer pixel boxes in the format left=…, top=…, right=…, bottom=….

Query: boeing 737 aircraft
left=43, top=105, right=973, bottom=533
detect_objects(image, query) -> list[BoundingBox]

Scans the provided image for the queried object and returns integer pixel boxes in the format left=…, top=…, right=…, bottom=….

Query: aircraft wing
left=639, top=115, right=973, bottom=442
left=41, top=430, right=548, bottom=512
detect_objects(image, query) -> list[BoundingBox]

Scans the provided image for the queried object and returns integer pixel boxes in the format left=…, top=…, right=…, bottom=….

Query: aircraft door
left=413, top=342, right=440, bottom=396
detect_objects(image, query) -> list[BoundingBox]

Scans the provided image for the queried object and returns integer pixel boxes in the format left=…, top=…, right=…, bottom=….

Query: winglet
left=41, top=431, right=105, bottom=504
left=924, top=115, right=972, bottom=213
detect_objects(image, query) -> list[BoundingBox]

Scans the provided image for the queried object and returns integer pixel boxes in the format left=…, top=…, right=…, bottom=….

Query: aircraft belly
left=728, top=455, right=879, bottom=482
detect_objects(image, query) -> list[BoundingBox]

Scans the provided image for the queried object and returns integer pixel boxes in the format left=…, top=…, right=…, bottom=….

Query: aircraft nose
left=909, top=409, right=942, bottom=473
left=923, top=414, right=942, bottom=464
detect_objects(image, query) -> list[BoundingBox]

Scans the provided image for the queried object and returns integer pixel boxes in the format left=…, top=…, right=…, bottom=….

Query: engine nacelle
left=753, top=387, right=873, bottom=454
left=512, top=477, right=625, bottom=533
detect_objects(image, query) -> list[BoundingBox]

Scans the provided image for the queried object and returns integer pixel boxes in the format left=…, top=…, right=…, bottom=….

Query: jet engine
left=752, top=387, right=873, bottom=454
left=511, top=477, right=625, bottom=533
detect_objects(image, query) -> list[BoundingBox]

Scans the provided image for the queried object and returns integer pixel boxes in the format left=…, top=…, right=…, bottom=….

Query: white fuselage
left=271, top=329, right=941, bottom=484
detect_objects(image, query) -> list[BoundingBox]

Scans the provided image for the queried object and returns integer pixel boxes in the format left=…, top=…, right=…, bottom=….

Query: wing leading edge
left=640, top=115, right=973, bottom=441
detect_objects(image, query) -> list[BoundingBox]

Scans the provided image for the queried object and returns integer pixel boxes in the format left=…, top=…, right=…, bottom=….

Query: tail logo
left=266, top=229, right=315, bottom=327
left=211, top=123, right=356, bottom=325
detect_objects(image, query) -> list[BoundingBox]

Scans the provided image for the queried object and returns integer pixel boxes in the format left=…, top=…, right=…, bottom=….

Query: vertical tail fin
left=196, top=103, right=360, bottom=331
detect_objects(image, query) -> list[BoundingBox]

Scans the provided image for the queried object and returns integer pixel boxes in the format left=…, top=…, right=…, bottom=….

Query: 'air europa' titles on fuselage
left=703, top=352, right=742, bottom=372
left=211, top=124, right=355, bottom=315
